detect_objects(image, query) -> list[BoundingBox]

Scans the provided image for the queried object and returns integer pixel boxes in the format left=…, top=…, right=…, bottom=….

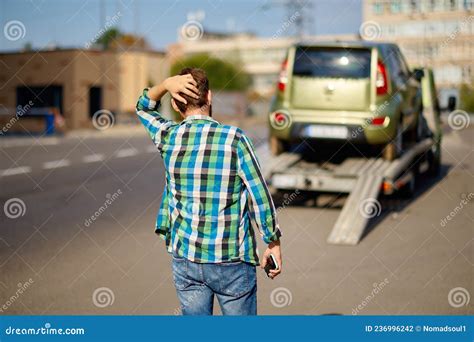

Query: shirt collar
left=182, top=114, right=218, bottom=124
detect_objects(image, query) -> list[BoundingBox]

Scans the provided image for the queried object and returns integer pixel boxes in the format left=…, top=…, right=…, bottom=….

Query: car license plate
left=303, top=125, right=348, bottom=139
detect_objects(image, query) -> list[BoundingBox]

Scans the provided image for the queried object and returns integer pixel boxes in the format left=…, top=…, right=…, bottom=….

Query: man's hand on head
left=261, top=239, right=282, bottom=279
left=164, top=74, right=199, bottom=104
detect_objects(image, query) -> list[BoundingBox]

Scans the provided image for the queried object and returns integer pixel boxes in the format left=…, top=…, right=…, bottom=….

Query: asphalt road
left=0, top=123, right=472, bottom=315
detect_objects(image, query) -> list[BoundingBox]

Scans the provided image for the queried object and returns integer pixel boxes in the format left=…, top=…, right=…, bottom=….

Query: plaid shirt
left=136, top=89, right=281, bottom=265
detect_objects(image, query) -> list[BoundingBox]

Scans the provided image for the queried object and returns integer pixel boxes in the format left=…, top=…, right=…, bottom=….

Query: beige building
left=363, top=0, right=473, bottom=92
left=0, top=49, right=167, bottom=131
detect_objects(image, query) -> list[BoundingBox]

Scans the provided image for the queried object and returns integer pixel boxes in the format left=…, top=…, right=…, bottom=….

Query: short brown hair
left=174, top=67, right=209, bottom=113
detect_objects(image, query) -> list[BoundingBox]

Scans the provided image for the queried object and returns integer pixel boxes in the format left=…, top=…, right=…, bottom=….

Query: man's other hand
left=261, top=240, right=282, bottom=279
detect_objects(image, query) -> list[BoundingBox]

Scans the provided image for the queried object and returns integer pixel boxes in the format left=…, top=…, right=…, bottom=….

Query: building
left=363, top=0, right=473, bottom=99
left=168, top=32, right=358, bottom=98
left=0, top=48, right=167, bottom=132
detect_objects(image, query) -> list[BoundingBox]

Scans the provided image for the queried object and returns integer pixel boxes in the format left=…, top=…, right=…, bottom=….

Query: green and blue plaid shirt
left=136, top=89, right=281, bottom=265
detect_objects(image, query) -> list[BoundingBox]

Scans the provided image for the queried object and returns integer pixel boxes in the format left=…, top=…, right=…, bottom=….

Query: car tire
left=398, top=170, right=417, bottom=198
left=383, top=124, right=403, bottom=161
left=427, top=146, right=441, bottom=177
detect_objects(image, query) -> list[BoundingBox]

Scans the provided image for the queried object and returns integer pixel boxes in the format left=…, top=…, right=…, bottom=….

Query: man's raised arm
left=136, top=74, right=199, bottom=148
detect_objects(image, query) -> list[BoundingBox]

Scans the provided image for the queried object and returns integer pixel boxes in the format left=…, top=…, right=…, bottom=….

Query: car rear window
left=293, top=47, right=371, bottom=79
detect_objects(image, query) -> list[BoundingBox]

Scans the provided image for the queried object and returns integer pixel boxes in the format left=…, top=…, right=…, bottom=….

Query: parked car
left=269, top=41, right=425, bottom=160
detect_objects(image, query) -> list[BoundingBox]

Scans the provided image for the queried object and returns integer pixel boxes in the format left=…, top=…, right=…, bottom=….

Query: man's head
left=171, top=67, right=211, bottom=117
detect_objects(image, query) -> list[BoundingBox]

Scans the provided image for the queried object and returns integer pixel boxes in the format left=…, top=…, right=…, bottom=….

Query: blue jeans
left=171, top=254, right=257, bottom=315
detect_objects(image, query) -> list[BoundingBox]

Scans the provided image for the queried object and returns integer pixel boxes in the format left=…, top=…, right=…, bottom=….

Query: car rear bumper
left=270, top=119, right=397, bottom=145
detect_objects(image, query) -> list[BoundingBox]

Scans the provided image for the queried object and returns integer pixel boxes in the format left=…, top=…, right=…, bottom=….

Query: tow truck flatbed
left=257, top=138, right=436, bottom=245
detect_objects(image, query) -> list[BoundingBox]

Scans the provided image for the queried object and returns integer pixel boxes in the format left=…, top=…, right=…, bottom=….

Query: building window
left=463, top=0, right=473, bottom=10
left=427, top=0, right=436, bottom=11
left=410, top=0, right=420, bottom=12
left=390, top=0, right=401, bottom=13
left=449, top=0, right=457, bottom=10
left=373, top=1, right=384, bottom=14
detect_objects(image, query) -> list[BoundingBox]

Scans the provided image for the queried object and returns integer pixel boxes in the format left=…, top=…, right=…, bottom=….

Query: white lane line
left=1, top=166, right=32, bottom=176
left=146, top=145, right=157, bottom=153
left=115, top=148, right=138, bottom=158
left=83, top=154, right=105, bottom=163
left=42, top=159, right=71, bottom=170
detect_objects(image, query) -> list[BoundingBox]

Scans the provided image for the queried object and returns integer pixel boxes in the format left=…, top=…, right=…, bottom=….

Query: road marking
left=1, top=166, right=32, bottom=176
left=0, top=137, right=60, bottom=148
left=42, top=159, right=71, bottom=170
left=146, top=145, right=157, bottom=153
left=115, top=148, right=138, bottom=158
left=83, top=154, right=105, bottom=163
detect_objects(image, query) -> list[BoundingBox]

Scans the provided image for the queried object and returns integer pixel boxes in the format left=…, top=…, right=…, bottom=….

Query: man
left=136, top=68, right=282, bottom=315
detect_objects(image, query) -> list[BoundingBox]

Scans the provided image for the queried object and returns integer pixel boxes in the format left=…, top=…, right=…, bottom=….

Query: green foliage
left=170, top=54, right=249, bottom=91
left=459, top=82, right=474, bottom=113
left=95, top=27, right=121, bottom=49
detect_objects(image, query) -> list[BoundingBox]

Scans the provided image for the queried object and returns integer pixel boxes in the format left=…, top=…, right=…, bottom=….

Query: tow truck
left=258, top=68, right=443, bottom=246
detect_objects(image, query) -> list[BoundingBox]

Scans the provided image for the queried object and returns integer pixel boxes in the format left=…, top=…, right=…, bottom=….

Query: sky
left=0, top=0, right=362, bottom=52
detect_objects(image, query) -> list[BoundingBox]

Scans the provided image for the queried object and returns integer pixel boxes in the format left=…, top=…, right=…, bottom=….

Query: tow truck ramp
left=259, top=138, right=435, bottom=246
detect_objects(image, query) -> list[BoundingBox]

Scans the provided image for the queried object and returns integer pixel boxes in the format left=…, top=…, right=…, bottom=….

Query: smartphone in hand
left=264, top=254, right=279, bottom=278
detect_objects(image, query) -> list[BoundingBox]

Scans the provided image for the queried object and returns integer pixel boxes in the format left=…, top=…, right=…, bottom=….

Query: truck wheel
left=383, top=124, right=403, bottom=161
left=270, top=136, right=286, bottom=155
left=398, top=171, right=416, bottom=198
left=427, top=146, right=441, bottom=177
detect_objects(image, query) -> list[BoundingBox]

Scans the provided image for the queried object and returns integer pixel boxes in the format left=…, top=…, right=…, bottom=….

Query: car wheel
left=383, top=124, right=403, bottom=161
left=398, top=170, right=417, bottom=198
left=427, top=146, right=441, bottom=177
left=270, top=136, right=286, bottom=155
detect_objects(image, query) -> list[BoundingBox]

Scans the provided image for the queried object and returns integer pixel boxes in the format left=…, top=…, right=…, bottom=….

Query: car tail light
left=277, top=59, right=288, bottom=92
left=376, top=60, right=388, bottom=95
left=371, top=117, right=386, bottom=125
left=270, top=110, right=291, bottom=130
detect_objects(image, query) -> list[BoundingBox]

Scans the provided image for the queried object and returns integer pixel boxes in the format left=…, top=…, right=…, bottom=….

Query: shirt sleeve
left=155, top=186, right=171, bottom=245
left=237, top=133, right=281, bottom=244
left=136, top=88, right=176, bottom=151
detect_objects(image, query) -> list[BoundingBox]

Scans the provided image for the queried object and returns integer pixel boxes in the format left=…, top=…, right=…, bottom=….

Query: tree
left=94, top=27, right=121, bottom=49
left=170, top=54, right=249, bottom=91
left=94, top=27, right=149, bottom=50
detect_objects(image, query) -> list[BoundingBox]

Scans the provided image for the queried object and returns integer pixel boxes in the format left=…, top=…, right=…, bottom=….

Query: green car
left=269, top=41, right=425, bottom=160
